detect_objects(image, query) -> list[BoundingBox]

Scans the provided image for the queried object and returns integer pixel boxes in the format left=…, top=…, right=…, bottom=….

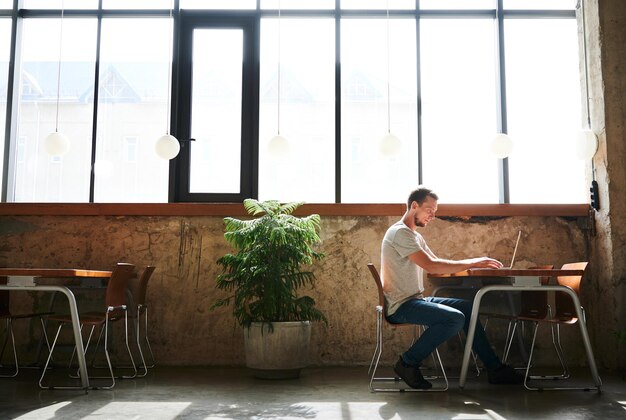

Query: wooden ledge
left=0, top=203, right=590, bottom=217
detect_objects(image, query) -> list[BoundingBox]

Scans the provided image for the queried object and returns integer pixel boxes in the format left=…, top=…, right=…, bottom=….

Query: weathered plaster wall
left=0, top=214, right=590, bottom=369
left=584, top=0, right=626, bottom=371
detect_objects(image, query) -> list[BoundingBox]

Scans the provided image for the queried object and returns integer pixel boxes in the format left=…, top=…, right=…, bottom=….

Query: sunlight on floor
left=452, top=408, right=507, bottom=420
left=85, top=402, right=191, bottom=419
left=14, top=401, right=72, bottom=420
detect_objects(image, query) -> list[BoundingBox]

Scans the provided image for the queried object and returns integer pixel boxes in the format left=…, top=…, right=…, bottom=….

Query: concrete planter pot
left=244, top=321, right=311, bottom=379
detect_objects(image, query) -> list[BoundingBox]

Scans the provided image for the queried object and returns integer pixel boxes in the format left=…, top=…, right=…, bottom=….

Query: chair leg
left=40, top=323, right=89, bottom=390
left=550, top=324, right=570, bottom=379
left=369, top=317, right=448, bottom=392
left=0, top=319, right=18, bottom=378
left=135, top=313, right=148, bottom=377
left=120, top=311, right=137, bottom=379
left=524, top=321, right=599, bottom=391
left=134, top=306, right=156, bottom=375
left=368, top=308, right=383, bottom=376
left=142, top=306, right=156, bottom=369
left=502, top=320, right=518, bottom=363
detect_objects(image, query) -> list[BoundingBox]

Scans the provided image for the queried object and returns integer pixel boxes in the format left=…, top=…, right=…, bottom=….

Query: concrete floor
left=0, top=366, right=625, bottom=419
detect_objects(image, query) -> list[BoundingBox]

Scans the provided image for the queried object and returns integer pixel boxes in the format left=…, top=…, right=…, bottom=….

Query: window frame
left=0, top=2, right=584, bottom=205
left=173, top=11, right=259, bottom=202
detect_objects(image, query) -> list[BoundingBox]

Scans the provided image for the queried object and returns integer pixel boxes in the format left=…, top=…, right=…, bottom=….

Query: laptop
left=505, top=230, right=522, bottom=269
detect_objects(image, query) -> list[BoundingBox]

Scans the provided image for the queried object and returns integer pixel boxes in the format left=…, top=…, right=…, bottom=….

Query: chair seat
left=47, top=310, right=126, bottom=325
left=517, top=315, right=578, bottom=324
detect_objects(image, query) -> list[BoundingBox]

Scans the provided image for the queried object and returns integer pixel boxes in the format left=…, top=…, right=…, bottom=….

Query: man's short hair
left=407, top=187, right=439, bottom=208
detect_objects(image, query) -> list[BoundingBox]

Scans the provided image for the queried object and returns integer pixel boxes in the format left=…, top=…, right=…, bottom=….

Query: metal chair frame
left=367, top=263, right=448, bottom=392
left=39, top=263, right=136, bottom=390
left=520, top=262, right=601, bottom=391
left=0, top=279, right=52, bottom=378
left=130, top=266, right=157, bottom=376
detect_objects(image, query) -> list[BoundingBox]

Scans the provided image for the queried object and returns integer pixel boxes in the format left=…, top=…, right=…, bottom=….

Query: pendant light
left=155, top=1, right=180, bottom=160
left=379, top=1, right=402, bottom=157
left=44, top=0, right=70, bottom=157
left=267, top=0, right=290, bottom=157
left=490, top=133, right=514, bottom=159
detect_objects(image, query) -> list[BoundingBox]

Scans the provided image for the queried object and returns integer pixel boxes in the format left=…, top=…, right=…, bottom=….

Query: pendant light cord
left=166, top=1, right=174, bottom=135
left=277, top=0, right=282, bottom=136
left=386, top=1, right=391, bottom=135
left=54, top=0, right=65, bottom=133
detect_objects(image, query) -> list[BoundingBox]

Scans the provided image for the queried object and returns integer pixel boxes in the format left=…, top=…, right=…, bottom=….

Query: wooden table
left=429, top=268, right=602, bottom=390
left=0, top=268, right=112, bottom=390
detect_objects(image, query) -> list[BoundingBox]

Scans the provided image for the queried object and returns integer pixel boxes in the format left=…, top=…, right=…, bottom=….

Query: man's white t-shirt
left=381, top=220, right=433, bottom=316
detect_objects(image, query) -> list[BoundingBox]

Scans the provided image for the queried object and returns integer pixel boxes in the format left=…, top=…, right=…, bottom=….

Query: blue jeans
left=386, top=296, right=501, bottom=370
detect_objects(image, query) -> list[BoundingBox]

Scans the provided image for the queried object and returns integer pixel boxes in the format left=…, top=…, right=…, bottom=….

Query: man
left=381, top=187, right=523, bottom=389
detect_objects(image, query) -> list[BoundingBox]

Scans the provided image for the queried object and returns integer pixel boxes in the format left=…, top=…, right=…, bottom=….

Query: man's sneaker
left=394, top=357, right=433, bottom=390
left=488, top=364, right=524, bottom=385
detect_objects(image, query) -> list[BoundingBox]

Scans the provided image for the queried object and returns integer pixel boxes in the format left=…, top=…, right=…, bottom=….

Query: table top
left=0, top=268, right=112, bottom=278
left=430, top=268, right=585, bottom=278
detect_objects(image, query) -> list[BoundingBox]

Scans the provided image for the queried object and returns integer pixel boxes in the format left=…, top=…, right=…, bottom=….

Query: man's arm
left=408, top=250, right=502, bottom=274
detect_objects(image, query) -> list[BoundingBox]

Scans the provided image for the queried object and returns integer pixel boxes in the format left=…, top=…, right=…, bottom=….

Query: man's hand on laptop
left=469, top=257, right=504, bottom=269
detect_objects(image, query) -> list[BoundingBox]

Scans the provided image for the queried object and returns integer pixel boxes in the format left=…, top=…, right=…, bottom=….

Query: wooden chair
left=128, top=266, right=157, bottom=377
left=0, top=278, right=52, bottom=377
left=39, top=263, right=136, bottom=390
left=367, top=263, right=448, bottom=392
left=520, top=262, right=599, bottom=391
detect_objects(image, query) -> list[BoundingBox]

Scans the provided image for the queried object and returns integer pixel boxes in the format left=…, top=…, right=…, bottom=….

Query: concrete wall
left=0, top=213, right=591, bottom=369
left=584, top=0, right=626, bottom=372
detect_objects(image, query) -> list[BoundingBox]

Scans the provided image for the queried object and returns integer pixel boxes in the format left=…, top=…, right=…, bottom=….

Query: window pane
left=342, top=0, right=413, bottom=10
left=505, top=19, right=586, bottom=203
left=341, top=18, right=418, bottom=203
left=420, top=0, right=495, bottom=9
left=103, top=0, right=172, bottom=9
left=259, top=18, right=335, bottom=202
left=261, top=0, right=334, bottom=9
left=504, top=0, right=576, bottom=10
left=189, top=29, right=243, bottom=194
left=0, top=19, right=9, bottom=193
left=420, top=19, right=499, bottom=203
left=94, top=18, right=171, bottom=202
left=181, top=0, right=255, bottom=10
left=22, top=0, right=98, bottom=9
left=0, top=1, right=11, bottom=9
left=13, top=18, right=96, bottom=202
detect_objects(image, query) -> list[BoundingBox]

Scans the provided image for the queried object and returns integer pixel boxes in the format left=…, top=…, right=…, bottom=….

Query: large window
left=259, top=17, right=335, bottom=202
left=505, top=18, right=586, bottom=203
left=420, top=18, right=499, bottom=204
left=94, top=18, right=171, bottom=202
left=341, top=18, right=418, bottom=203
left=0, top=2, right=587, bottom=204
left=13, top=18, right=97, bottom=202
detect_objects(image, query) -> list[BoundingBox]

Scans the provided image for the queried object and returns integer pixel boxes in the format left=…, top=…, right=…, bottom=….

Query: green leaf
left=211, top=200, right=325, bottom=326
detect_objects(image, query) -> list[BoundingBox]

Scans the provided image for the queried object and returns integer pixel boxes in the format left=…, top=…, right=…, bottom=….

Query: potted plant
left=211, top=199, right=326, bottom=379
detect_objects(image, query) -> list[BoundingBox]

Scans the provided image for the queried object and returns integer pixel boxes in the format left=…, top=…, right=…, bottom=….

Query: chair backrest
left=554, top=262, right=588, bottom=320
left=105, top=263, right=136, bottom=308
left=367, top=263, right=385, bottom=308
left=519, top=264, right=554, bottom=318
left=129, top=266, right=156, bottom=307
